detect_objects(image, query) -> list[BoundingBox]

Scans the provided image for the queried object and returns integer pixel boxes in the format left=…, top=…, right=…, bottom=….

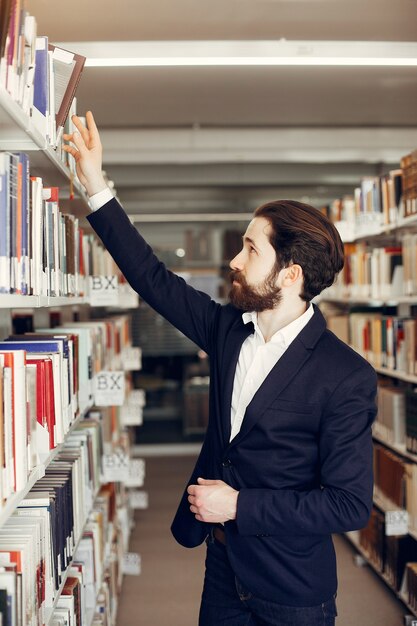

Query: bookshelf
left=319, top=155, right=417, bottom=616
left=0, top=401, right=93, bottom=528
left=344, top=531, right=417, bottom=617
left=0, top=24, right=141, bottom=626
left=0, top=85, right=89, bottom=202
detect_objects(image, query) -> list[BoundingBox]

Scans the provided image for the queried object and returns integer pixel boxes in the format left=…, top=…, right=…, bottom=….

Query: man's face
left=228, top=217, right=282, bottom=312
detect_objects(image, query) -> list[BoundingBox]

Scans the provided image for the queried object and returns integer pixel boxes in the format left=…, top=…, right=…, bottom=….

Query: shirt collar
left=242, top=303, right=314, bottom=347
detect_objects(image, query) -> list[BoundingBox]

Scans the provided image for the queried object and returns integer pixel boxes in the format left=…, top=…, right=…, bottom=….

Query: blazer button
left=222, top=459, right=232, bottom=467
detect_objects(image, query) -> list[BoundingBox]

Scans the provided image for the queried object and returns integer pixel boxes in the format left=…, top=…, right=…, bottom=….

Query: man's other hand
left=187, top=478, right=239, bottom=523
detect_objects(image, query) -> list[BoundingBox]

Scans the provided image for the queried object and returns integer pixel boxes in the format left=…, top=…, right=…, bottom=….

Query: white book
left=21, top=16, right=37, bottom=115
left=30, top=177, right=44, bottom=296
left=0, top=351, right=27, bottom=492
left=0, top=153, right=11, bottom=294
left=47, top=50, right=56, bottom=147
left=25, top=364, right=37, bottom=471
left=16, top=500, right=54, bottom=610
left=1, top=363, right=14, bottom=499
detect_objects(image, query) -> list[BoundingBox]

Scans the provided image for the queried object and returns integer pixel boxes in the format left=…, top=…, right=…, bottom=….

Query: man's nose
left=230, top=249, right=244, bottom=271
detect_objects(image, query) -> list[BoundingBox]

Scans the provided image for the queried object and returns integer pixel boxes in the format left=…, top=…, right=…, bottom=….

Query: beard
left=229, top=267, right=282, bottom=312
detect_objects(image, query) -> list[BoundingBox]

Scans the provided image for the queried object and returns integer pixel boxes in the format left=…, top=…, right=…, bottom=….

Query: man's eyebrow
left=242, top=235, right=260, bottom=250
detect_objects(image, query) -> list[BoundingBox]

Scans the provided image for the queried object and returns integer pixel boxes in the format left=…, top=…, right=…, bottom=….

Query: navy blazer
left=88, top=199, right=377, bottom=607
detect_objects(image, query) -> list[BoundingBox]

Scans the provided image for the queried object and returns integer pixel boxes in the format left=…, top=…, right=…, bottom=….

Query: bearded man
left=64, top=112, right=377, bottom=626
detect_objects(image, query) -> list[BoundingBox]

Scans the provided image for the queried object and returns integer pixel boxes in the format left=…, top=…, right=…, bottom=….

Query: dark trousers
left=199, top=528, right=338, bottom=626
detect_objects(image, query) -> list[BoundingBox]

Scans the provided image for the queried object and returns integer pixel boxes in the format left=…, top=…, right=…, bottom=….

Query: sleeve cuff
left=88, top=187, right=114, bottom=212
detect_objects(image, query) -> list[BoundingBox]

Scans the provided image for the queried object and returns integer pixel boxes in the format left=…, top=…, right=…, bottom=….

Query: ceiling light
left=54, top=40, right=417, bottom=68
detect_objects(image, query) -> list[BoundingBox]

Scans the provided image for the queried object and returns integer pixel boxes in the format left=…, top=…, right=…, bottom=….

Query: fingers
left=197, top=478, right=218, bottom=485
left=71, top=115, right=90, bottom=145
left=86, top=110, right=101, bottom=144
left=62, top=144, right=80, bottom=160
left=72, top=130, right=88, bottom=156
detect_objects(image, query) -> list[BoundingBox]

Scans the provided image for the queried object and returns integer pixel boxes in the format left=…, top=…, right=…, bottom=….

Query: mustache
left=230, top=270, right=245, bottom=285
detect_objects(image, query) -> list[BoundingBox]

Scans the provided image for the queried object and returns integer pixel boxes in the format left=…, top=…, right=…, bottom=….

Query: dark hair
left=254, top=200, right=344, bottom=302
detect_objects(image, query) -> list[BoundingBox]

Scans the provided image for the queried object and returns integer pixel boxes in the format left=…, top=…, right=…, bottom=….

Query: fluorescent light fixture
left=129, top=213, right=254, bottom=223
left=56, top=40, right=417, bottom=68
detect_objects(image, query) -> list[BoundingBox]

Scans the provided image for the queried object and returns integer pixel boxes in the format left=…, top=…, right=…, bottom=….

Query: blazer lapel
left=225, top=303, right=327, bottom=451
left=220, top=319, right=254, bottom=444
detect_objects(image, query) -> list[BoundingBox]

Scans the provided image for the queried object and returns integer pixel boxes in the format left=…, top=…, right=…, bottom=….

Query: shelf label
left=94, top=371, right=125, bottom=406
left=125, top=458, right=146, bottom=487
left=122, top=552, right=141, bottom=576
left=120, top=404, right=143, bottom=426
left=129, top=490, right=149, bottom=510
left=385, top=510, right=408, bottom=536
left=90, top=275, right=119, bottom=306
left=129, top=389, right=146, bottom=407
left=123, top=347, right=142, bottom=371
left=102, top=450, right=130, bottom=482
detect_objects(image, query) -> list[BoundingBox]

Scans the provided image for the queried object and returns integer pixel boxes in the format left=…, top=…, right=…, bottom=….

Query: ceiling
left=27, top=0, right=417, bottom=222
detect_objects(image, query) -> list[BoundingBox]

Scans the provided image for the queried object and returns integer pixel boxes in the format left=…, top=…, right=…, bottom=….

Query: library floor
left=117, top=455, right=409, bottom=626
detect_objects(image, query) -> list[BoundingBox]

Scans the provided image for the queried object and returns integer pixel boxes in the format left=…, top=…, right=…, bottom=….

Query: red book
left=44, top=359, right=56, bottom=449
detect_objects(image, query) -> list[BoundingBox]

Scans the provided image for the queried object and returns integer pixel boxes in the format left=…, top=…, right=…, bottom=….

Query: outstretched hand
left=187, top=478, right=239, bottom=524
left=63, top=111, right=107, bottom=197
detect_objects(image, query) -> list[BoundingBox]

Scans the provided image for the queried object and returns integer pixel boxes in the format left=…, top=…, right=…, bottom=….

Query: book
left=32, top=36, right=48, bottom=139
left=47, top=45, right=86, bottom=147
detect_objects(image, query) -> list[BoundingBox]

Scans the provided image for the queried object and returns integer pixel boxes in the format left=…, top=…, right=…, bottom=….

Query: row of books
left=325, top=170, right=403, bottom=228
left=0, top=417, right=134, bottom=626
left=374, top=383, right=417, bottom=452
left=359, top=508, right=417, bottom=592
left=0, top=418, right=102, bottom=626
left=320, top=145, right=417, bottom=241
left=405, top=562, right=417, bottom=614
left=373, top=443, right=417, bottom=536
left=0, top=315, right=136, bottom=500
left=50, top=481, right=131, bottom=626
left=328, top=313, right=417, bottom=376
left=0, top=153, right=124, bottom=296
left=0, top=1, right=85, bottom=148
left=324, top=242, right=405, bottom=300
left=400, top=150, right=417, bottom=218
left=325, top=236, right=417, bottom=300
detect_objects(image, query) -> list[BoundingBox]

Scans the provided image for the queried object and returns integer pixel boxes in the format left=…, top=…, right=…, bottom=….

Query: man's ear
left=281, top=264, right=303, bottom=287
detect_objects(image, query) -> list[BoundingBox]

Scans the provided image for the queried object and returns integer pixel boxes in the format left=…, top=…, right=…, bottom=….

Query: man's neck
left=256, top=298, right=309, bottom=343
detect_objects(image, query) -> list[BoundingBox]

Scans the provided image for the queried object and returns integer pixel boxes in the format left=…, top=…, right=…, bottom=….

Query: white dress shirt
left=89, top=188, right=314, bottom=442
left=230, top=305, right=314, bottom=441
left=89, top=187, right=114, bottom=211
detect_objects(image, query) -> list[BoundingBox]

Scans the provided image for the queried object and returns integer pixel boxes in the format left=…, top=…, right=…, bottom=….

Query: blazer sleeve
left=87, top=198, right=221, bottom=355
left=235, top=365, right=378, bottom=536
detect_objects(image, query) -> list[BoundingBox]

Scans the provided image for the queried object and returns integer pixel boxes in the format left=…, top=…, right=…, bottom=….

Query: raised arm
left=63, top=113, right=221, bottom=354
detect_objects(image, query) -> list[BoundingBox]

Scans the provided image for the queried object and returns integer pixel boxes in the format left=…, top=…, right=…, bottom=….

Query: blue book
left=32, top=36, right=48, bottom=137
left=0, top=340, right=61, bottom=354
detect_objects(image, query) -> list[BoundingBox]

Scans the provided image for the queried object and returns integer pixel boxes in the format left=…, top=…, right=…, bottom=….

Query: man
left=64, top=112, right=377, bottom=626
